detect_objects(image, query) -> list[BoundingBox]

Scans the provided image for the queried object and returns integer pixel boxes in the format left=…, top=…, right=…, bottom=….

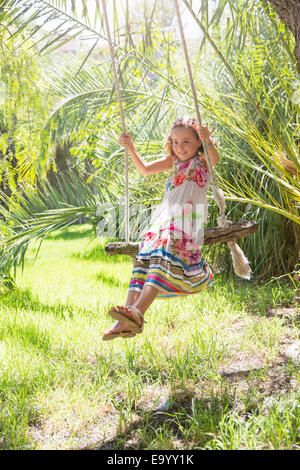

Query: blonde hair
left=165, top=116, right=204, bottom=158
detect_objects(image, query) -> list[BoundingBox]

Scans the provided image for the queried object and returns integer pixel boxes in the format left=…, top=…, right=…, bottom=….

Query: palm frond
left=0, top=170, right=116, bottom=274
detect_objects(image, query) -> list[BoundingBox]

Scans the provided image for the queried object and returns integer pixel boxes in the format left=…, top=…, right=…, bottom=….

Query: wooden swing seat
left=105, top=220, right=258, bottom=258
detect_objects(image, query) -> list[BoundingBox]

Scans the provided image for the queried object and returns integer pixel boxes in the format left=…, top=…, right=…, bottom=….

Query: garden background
left=0, top=0, right=299, bottom=450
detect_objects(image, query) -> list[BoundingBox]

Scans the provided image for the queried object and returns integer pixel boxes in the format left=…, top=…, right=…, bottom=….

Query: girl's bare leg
left=132, top=284, right=159, bottom=315
left=125, top=289, right=141, bottom=308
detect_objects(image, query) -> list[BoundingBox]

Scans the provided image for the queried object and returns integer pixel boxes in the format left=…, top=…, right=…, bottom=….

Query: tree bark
left=105, top=221, right=258, bottom=257
left=265, top=0, right=300, bottom=73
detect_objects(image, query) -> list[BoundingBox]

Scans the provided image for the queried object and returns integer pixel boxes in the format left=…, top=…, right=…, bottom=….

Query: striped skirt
left=129, top=248, right=213, bottom=299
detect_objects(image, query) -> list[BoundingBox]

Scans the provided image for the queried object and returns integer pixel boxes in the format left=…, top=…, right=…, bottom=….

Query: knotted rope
left=173, top=0, right=251, bottom=279
left=101, top=0, right=130, bottom=241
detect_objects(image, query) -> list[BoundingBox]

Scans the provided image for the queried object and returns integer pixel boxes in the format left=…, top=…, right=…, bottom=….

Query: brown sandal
left=108, top=306, right=145, bottom=334
left=102, top=321, right=136, bottom=341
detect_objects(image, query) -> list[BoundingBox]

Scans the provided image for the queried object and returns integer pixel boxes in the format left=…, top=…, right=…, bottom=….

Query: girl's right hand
left=119, top=133, right=134, bottom=149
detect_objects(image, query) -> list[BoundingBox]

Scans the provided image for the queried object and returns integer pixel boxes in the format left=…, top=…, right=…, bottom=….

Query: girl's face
left=171, top=126, right=201, bottom=161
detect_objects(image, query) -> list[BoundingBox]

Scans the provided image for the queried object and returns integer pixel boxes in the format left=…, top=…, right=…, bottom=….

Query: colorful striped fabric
left=129, top=249, right=213, bottom=299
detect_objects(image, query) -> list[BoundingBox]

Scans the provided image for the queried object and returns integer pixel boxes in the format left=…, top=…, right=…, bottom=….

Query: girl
left=102, top=116, right=220, bottom=341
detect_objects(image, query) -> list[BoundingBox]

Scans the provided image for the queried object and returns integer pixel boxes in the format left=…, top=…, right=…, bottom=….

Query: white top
left=142, top=155, right=211, bottom=247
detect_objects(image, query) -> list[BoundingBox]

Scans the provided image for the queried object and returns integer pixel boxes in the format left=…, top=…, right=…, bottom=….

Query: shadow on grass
left=47, top=225, right=94, bottom=240
left=95, top=272, right=128, bottom=288
left=86, top=360, right=294, bottom=451
left=208, top=273, right=295, bottom=317
left=87, top=387, right=235, bottom=450
left=0, top=286, right=88, bottom=320
left=4, top=321, right=52, bottom=354
left=72, top=244, right=131, bottom=264
left=0, top=373, right=45, bottom=450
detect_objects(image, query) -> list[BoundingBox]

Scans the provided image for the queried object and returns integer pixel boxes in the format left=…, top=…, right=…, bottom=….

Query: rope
left=173, top=0, right=251, bottom=279
left=101, top=0, right=130, bottom=242
left=173, top=0, right=219, bottom=207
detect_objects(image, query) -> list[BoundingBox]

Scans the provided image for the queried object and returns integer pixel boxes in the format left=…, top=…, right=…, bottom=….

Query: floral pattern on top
left=165, top=157, right=209, bottom=195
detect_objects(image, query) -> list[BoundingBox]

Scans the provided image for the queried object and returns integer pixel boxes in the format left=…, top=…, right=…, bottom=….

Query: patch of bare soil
left=217, top=306, right=300, bottom=398
left=266, top=306, right=300, bottom=323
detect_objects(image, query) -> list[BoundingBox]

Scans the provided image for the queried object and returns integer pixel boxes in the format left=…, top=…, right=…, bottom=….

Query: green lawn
left=0, top=224, right=299, bottom=450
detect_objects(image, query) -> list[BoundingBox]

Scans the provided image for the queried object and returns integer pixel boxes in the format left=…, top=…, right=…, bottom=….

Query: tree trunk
left=265, top=0, right=300, bottom=73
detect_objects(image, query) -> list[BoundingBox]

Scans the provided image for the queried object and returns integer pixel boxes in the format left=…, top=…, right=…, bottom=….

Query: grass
left=0, top=224, right=299, bottom=450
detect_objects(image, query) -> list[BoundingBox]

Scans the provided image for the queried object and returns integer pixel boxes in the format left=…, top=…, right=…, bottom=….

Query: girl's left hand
left=197, top=125, right=211, bottom=144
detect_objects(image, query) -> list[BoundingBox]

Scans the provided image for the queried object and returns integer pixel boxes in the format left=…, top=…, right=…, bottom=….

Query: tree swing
left=101, top=0, right=258, bottom=279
